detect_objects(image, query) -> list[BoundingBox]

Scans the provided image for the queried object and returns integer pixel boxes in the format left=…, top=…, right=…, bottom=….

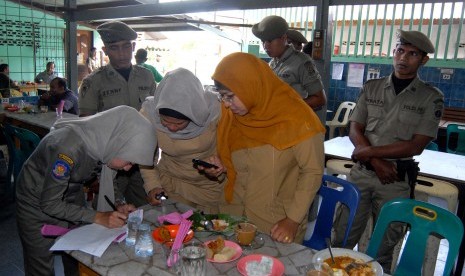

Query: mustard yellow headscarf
left=212, top=52, right=325, bottom=203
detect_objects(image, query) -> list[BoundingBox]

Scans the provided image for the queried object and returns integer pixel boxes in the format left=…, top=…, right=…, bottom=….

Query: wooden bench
left=443, top=107, right=465, bottom=124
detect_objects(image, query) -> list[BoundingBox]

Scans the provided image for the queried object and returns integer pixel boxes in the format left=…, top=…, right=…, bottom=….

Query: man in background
left=333, top=30, right=443, bottom=273
left=286, top=29, right=308, bottom=51
left=79, top=21, right=156, bottom=207
left=135, top=48, right=163, bottom=83
left=86, top=47, right=99, bottom=74
left=35, top=61, right=59, bottom=84
left=0, top=63, right=19, bottom=98
left=39, top=77, right=78, bottom=115
left=252, top=15, right=327, bottom=124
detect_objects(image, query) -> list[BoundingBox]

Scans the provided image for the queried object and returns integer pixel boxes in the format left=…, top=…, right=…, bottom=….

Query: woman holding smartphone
left=139, top=68, right=225, bottom=213
left=210, top=53, right=325, bottom=243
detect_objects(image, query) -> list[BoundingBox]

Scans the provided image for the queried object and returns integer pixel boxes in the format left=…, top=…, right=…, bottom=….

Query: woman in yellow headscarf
left=211, top=52, right=325, bottom=243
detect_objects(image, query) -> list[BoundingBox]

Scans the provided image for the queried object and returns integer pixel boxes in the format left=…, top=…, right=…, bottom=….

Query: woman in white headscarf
left=15, top=106, right=157, bottom=276
left=140, top=68, right=225, bottom=213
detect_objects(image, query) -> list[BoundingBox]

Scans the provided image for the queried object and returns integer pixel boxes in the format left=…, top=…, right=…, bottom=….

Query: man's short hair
left=51, top=77, right=67, bottom=90
left=0, top=64, right=8, bottom=72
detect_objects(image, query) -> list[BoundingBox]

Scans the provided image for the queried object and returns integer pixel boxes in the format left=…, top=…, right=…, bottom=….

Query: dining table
left=0, top=105, right=77, bottom=137
left=70, top=201, right=320, bottom=276
left=324, top=136, right=465, bottom=275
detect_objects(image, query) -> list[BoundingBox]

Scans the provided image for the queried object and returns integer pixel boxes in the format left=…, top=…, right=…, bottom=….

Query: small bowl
left=152, top=224, right=194, bottom=247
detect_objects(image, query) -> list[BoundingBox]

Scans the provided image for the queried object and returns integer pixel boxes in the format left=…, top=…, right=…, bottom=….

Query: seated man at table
left=332, top=30, right=444, bottom=273
left=35, top=61, right=59, bottom=84
left=39, top=77, right=79, bottom=115
left=0, top=63, right=20, bottom=98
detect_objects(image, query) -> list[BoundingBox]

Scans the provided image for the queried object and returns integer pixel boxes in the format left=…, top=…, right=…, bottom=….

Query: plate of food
left=205, top=237, right=242, bottom=263
left=191, top=211, right=244, bottom=233
left=312, top=248, right=383, bottom=276
left=237, top=254, right=285, bottom=276
left=152, top=224, right=194, bottom=247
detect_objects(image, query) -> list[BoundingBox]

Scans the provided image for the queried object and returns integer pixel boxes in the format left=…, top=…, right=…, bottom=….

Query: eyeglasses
left=217, top=93, right=235, bottom=103
left=208, top=86, right=235, bottom=103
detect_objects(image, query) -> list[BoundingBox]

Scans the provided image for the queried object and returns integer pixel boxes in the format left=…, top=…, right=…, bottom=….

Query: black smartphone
left=192, top=158, right=218, bottom=169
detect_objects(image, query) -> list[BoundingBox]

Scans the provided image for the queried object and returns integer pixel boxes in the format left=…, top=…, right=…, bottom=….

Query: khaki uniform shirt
left=140, top=119, right=224, bottom=213
left=219, top=133, right=325, bottom=243
left=16, top=127, right=99, bottom=254
left=270, top=47, right=326, bottom=122
left=350, top=74, right=444, bottom=149
left=78, top=64, right=156, bottom=115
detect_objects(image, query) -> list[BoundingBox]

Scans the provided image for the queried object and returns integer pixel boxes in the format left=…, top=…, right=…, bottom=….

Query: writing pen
left=104, top=195, right=117, bottom=211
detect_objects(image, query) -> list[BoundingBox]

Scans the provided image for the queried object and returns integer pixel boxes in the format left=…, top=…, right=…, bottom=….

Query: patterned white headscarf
left=52, top=106, right=157, bottom=211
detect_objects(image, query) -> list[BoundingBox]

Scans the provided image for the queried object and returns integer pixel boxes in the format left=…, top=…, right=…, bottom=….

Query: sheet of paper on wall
left=347, top=63, right=365, bottom=88
left=50, top=223, right=126, bottom=257
left=332, top=63, right=344, bottom=80
left=367, top=67, right=380, bottom=80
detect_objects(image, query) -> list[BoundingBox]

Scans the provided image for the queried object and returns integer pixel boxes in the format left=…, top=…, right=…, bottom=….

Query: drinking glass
left=180, top=241, right=206, bottom=276
left=135, top=223, right=153, bottom=257
left=126, top=216, right=142, bottom=246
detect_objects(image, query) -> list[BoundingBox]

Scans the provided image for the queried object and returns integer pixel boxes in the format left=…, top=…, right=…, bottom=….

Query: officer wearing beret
left=333, top=30, right=443, bottom=273
left=286, top=29, right=308, bottom=51
left=252, top=15, right=327, bottom=124
left=79, top=21, right=157, bottom=207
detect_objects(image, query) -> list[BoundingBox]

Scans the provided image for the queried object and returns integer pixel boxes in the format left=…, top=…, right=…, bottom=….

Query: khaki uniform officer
left=333, top=30, right=444, bottom=273
left=79, top=21, right=156, bottom=116
left=252, top=15, right=327, bottom=124
left=79, top=21, right=156, bottom=207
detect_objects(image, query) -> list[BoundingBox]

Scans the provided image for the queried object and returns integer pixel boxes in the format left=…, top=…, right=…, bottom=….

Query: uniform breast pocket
left=397, top=111, right=421, bottom=140
left=365, top=105, right=383, bottom=132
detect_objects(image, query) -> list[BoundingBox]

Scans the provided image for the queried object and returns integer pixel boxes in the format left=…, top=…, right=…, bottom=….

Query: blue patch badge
left=52, top=160, right=71, bottom=179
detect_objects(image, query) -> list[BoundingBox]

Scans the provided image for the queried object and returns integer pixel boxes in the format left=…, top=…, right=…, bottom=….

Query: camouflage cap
left=286, top=30, right=308, bottom=44
left=252, top=15, right=288, bottom=41
left=97, top=21, right=137, bottom=44
left=397, top=30, right=435, bottom=54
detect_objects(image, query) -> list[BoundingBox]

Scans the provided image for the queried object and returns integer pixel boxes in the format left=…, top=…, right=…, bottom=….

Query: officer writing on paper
left=333, top=30, right=444, bottom=273
left=15, top=106, right=157, bottom=276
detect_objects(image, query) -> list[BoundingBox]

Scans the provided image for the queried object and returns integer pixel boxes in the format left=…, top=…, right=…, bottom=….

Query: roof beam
left=71, top=0, right=323, bottom=21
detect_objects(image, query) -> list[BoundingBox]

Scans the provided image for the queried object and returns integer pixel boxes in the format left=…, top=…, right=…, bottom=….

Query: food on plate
left=213, top=247, right=236, bottom=262
left=324, top=256, right=375, bottom=276
left=158, top=226, right=172, bottom=242
left=212, top=219, right=229, bottom=231
left=245, top=255, right=273, bottom=276
left=206, top=236, right=225, bottom=258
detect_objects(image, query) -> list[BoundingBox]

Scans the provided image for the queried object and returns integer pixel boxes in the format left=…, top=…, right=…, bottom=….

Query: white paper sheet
left=332, top=63, right=344, bottom=80
left=50, top=223, right=125, bottom=257
left=347, top=63, right=365, bottom=87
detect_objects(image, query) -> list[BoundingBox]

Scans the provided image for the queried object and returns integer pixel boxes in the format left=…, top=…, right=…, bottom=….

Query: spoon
left=325, top=237, right=335, bottom=264
left=201, top=220, right=214, bottom=231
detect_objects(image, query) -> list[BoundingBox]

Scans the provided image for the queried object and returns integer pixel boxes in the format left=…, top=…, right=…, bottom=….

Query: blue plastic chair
left=425, top=141, right=439, bottom=151
left=1, top=124, right=40, bottom=190
left=446, top=124, right=465, bottom=155
left=302, top=174, right=360, bottom=250
left=366, top=198, right=463, bottom=276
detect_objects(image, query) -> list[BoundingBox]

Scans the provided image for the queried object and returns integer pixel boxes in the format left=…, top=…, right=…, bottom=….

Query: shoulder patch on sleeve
left=58, top=153, right=74, bottom=167
left=80, top=79, right=91, bottom=98
left=433, top=99, right=444, bottom=119
left=52, top=160, right=71, bottom=180
left=304, top=61, right=316, bottom=75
